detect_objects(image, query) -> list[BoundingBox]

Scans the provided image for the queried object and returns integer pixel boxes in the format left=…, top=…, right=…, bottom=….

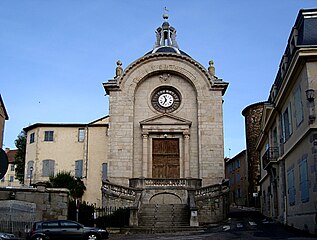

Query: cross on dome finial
left=163, top=7, right=169, bottom=20
left=146, top=9, right=190, bottom=57
left=153, top=8, right=180, bottom=52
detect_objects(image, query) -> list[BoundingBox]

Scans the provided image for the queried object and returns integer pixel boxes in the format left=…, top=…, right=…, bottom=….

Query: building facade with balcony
left=256, top=9, right=317, bottom=234
left=23, top=116, right=108, bottom=206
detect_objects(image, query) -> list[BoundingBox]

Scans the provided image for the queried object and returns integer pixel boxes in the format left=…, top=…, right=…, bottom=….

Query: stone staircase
left=138, top=204, right=190, bottom=227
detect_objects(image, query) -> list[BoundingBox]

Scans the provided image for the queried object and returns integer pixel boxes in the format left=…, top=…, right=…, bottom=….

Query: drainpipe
left=85, top=125, right=89, bottom=179
left=282, top=160, right=287, bottom=225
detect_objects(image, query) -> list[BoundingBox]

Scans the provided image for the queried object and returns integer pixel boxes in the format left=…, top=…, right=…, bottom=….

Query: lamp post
left=29, top=166, right=33, bottom=186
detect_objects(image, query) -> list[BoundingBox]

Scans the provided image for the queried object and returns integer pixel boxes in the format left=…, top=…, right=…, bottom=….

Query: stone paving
left=107, top=208, right=316, bottom=239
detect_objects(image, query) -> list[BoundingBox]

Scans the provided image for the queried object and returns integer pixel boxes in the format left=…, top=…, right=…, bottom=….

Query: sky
left=1, top=0, right=316, bottom=157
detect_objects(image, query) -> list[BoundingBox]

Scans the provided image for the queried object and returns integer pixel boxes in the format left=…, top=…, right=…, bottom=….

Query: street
left=109, top=208, right=316, bottom=239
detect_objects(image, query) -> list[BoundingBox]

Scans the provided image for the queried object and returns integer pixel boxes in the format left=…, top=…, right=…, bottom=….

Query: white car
left=0, top=232, right=18, bottom=240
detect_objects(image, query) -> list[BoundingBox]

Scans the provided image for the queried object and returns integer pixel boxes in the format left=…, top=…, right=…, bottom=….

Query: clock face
left=151, top=87, right=181, bottom=113
left=158, top=93, right=174, bottom=107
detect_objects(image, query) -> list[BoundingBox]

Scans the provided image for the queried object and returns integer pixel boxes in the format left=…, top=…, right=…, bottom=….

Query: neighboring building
left=225, top=150, right=248, bottom=206
left=256, top=9, right=317, bottom=234
left=0, top=148, right=20, bottom=187
left=0, top=94, right=9, bottom=148
left=23, top=116, right=109, bottom=206
left=242, top=102, right=265, bottom=207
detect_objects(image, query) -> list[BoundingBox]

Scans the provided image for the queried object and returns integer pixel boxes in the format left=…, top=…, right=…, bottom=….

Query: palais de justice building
left=24, top=14, right=229, bottom=227
left=102, top=14, right=229, bottom=227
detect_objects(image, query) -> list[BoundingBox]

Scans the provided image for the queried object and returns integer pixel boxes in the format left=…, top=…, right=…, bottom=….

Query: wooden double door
left=152, top=138, right=180, bottom=178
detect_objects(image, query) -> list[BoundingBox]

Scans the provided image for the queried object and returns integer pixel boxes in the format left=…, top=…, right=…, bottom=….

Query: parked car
left=26, top=220, right=109, bottom=240
left=0, top=232, right=18, bottom=240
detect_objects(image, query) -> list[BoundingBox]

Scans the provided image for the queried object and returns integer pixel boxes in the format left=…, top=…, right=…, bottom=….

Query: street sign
left=0, top=148, right=9, bottom=179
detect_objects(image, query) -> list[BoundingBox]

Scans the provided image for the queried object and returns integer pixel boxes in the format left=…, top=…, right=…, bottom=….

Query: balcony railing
left=262, top=147, right=279, bottom=170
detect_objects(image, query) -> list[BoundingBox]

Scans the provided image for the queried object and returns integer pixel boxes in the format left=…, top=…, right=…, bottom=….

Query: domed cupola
left=146, top=13, right=190, bottom=57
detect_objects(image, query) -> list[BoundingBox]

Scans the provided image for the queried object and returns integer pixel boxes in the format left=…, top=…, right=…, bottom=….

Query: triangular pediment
left=140, top=114, right=191, bottom=126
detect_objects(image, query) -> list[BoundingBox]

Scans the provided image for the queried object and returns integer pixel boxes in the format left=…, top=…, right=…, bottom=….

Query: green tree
left=49, top=171, right=86, bottom=199
left=14, top=131, right=26, bottom=183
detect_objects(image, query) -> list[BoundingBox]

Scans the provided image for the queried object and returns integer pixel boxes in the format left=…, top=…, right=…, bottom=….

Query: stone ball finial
left=208, top=60, right=215, bottom=78
left=115, top=60, right=123, bottom=79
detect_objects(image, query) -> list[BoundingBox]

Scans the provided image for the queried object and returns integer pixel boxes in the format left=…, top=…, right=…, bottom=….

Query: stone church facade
left=22, top=14, right=229, bottom=227
left=102, top=15, right=229, bottom=226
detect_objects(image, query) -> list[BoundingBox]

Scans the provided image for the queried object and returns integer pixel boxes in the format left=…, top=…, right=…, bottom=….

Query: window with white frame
left=294, top=85, right=304, bottom=127
left=282, top=104, right=293, bottom=142
left=42, top=159, right=55, bottom=177
left=75, top=160, right=83, bottom=178
left=10, top=164, right=14, bottom=171
left=30, top=132, right=35, bottom=144
left=9, top=176, right=14, bottom=182
left=44, top=131, right=54, bottom=142
left=78, top=128, right=85, bottom=142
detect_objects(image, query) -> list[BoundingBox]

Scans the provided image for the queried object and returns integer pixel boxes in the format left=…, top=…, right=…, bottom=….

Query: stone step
left=138, top=204, right=190, bottom=227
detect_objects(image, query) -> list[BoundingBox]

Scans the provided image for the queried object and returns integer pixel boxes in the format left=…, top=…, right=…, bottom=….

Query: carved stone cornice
left=103, top=52, right=228, bottom=95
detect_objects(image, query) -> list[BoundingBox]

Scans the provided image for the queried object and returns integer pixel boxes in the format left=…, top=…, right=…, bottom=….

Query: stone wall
left=0, top=186, right=69, bottom=237
left=242, top=102, right=264, bottom=207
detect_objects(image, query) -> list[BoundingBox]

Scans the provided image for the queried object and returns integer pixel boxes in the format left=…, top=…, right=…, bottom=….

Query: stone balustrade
left=195, top=182, right=229, bottom=200
left=102, top=181, right=136, bottom=200
left=129, top=178, right=202, bottom=189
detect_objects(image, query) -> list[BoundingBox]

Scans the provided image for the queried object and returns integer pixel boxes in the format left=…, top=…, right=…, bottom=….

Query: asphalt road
left=109, top=207, right=316, bottom=239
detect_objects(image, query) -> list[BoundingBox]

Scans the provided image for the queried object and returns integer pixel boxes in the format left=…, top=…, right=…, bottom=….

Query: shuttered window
left=282, top=104, right=293, bottom=142
left=42, top=159, right=55, bottom=177
left=299, top=158, right=309, bottom=203
left=287, top=168, right=295, bottom=206
left=27, top=161, right=34, bottom=178
left=294, top=86, right=303, bottom=127
left=102, top=163, right=108, bottom=181
left=75, top=160, right=83, bottom=178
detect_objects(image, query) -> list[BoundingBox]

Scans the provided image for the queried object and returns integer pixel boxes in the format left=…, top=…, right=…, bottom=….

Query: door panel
left=152, top=139, right=180, bottom=178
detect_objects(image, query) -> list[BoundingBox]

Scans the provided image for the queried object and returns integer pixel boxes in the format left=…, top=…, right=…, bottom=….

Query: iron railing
left=262, top=147, right=279, bottom=169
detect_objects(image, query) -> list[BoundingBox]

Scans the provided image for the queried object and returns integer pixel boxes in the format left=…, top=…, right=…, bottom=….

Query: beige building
left=256, top=9, right=317, bottom=234
left=24, top=116, right=108, bottom=206
left=225, top=150, right=248, bottom=206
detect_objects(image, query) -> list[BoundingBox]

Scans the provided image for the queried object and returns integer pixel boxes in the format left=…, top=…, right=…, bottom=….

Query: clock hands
left=163, top=95, right=168, bottom=104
